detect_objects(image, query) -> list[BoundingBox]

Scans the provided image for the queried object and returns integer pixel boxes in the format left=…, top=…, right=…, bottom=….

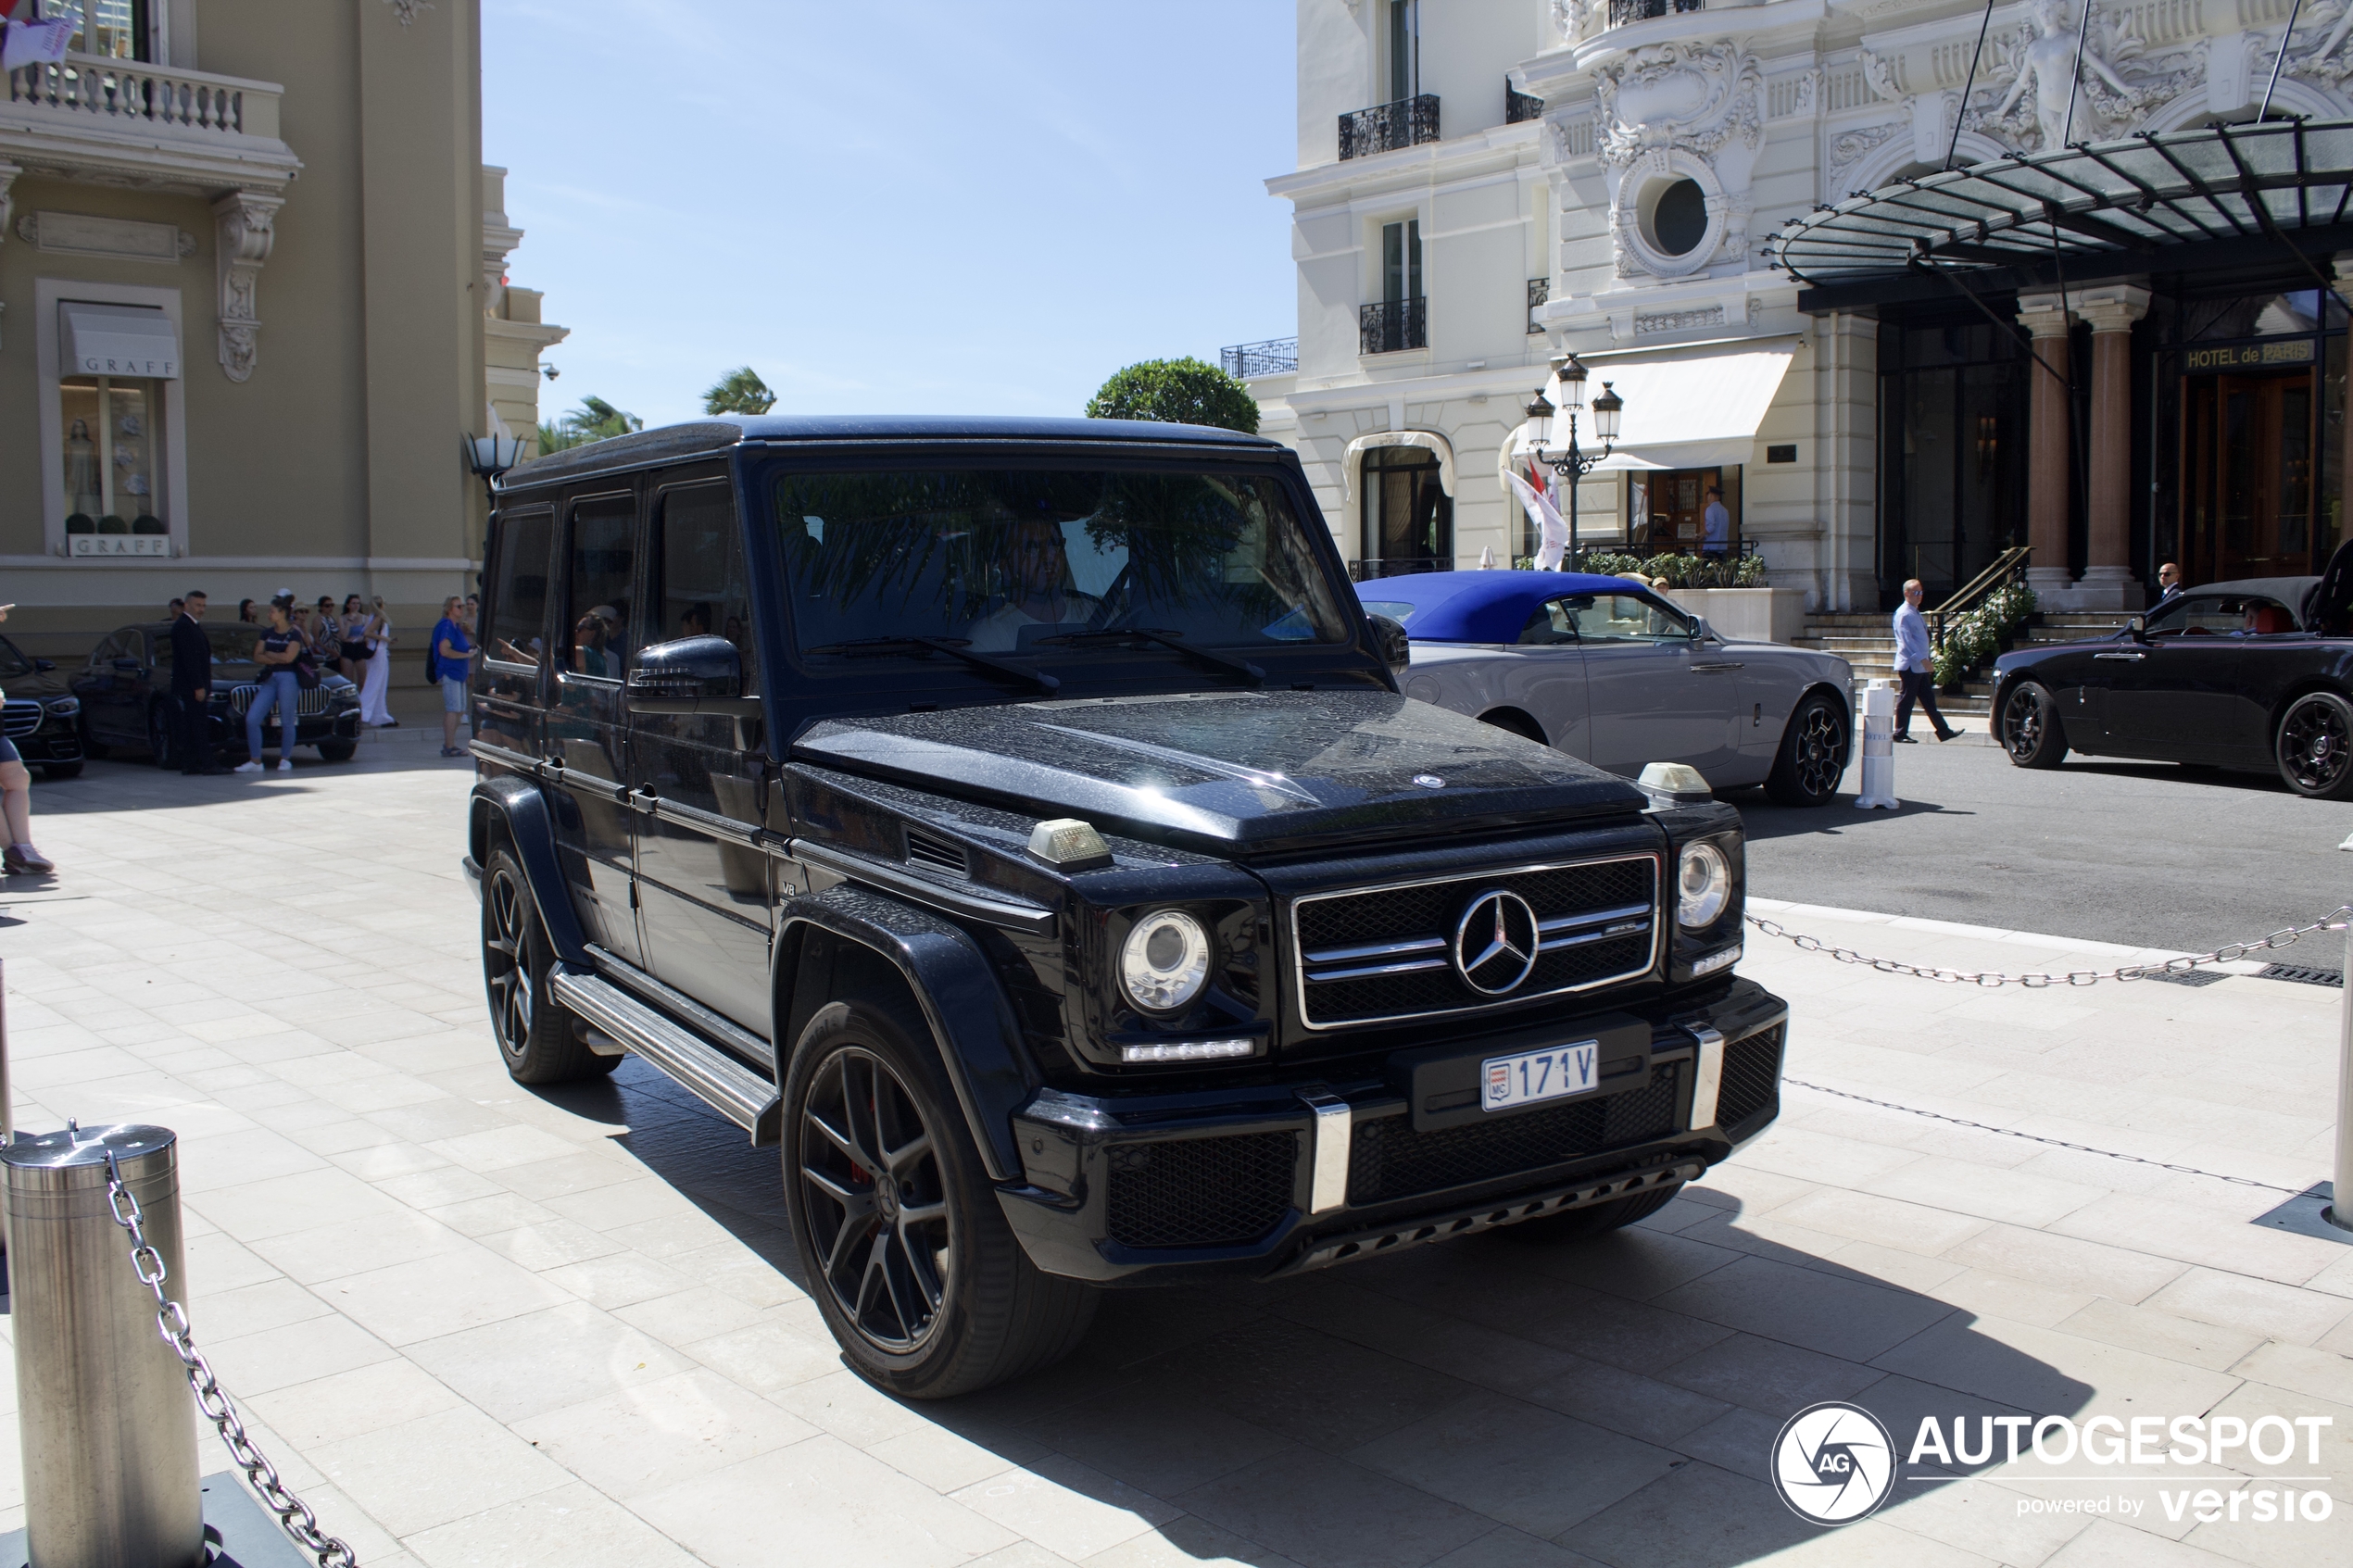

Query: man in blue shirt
left=432, top=595, right=472, bottom=758
left=1702, top=487, right=1730, bottom=558
left=1894, top=578, right=1957, bottom=743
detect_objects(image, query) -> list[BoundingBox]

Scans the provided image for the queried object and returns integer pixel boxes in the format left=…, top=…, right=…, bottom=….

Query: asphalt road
left=1733, top=730, right=2353, bottom=954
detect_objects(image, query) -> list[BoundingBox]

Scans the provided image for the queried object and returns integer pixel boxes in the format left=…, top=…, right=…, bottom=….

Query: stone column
left=2016, top=293, right=2077, bottom=604
left=2072, top=283, right=2150, bottom=610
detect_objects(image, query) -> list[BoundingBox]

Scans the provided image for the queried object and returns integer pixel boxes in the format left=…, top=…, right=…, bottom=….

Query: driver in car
left=967, top=518, right=1092, bottom=650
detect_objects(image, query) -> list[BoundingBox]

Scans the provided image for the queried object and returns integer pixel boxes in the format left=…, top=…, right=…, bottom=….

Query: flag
left=1505, top=470, right=1569, bottom=571
left=2, top=14, right=73, bottom=72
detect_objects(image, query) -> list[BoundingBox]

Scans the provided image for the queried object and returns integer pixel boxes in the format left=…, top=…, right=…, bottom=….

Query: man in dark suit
left=169, top=591, right=225, bottom=775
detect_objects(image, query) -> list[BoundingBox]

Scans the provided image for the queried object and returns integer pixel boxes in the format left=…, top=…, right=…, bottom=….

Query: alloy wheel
left=1791, top=704, right=1844, bottom=798
left=483, top=865, right=535, bottom=1052
left=2281, top=697, right=2353, bottom=795
left=799, top=1047, right=952, bottom=1354
left=2001, top=686, right=2046, bottom=762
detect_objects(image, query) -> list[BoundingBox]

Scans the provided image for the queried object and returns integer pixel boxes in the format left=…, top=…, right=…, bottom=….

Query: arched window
left=1362, top=445, right=1452, bottom=575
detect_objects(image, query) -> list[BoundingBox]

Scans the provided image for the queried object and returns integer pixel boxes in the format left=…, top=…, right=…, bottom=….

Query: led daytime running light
left=1119, top=1038, right=1255, bottom=1064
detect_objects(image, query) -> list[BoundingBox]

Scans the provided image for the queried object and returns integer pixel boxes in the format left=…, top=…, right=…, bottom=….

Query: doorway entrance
left=2181, top=363, right=2320, bottom=583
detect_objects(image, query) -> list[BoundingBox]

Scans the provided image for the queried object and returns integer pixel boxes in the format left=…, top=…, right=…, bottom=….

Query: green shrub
left=132, top=515, right=166, bottom=534
left=96, top=515, right=129, bottom=534
left=65, top=513, right=94, bottom=534
left=1932, top=582, right=2038, bottom=687
left=1085, top=358, right=1259, bottom=433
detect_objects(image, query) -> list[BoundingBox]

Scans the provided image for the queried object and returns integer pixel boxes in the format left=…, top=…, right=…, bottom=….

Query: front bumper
left=999, top=977, right=1787, bottom=1286
left=12, top=723, right=83, bottom=764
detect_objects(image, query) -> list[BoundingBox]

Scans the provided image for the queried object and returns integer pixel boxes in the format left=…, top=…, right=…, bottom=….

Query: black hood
left=792, top=690, right=1646, bottom=854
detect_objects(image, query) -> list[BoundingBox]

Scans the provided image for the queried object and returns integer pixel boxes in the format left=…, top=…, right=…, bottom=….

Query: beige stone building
left=0, top=0, right=564, bottom=659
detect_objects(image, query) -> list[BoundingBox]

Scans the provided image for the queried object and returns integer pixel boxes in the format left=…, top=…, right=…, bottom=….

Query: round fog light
left=1121, top=909, right=1211, bottom=1012
left=1677, top=842, right=1730, bottom=929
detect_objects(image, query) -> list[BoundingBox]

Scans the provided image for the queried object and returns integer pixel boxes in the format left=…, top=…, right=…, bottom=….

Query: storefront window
left=60, top=376, right=165, bottom=533
left=1633, top=468, right=1739, bottom=553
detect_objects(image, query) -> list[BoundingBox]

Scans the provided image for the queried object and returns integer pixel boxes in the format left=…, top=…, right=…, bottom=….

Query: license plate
left=1482, top=1041, right=1600, bottom=1112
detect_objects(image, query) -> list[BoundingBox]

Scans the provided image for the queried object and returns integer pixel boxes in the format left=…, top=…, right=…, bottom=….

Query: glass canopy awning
left=1766, top=119, right=2353, bottom=286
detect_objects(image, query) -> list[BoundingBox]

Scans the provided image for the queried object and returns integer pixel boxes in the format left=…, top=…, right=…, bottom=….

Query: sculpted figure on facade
left=1550, top=0, right=1588, bottom=46
left=1593, top=42, right=1764, bottom=279
left=1981, top=0, right=2148, bottom=151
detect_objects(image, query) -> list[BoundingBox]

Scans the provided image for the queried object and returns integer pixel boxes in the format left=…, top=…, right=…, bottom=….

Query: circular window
left=1649, top=179, right=1708, bottom=257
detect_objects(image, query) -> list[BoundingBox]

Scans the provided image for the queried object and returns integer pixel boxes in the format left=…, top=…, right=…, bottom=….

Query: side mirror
left=32, top=659, right=55, bottom=673
left=112, top=657, right=142, bottom=673
left=2127, top=615, right=2147, bottom=644
left=1367, top=614, right=1411, bottom=677
left=1687, top=617, right=1710, bottom=642
left=627, top=635, right=748, bottom=715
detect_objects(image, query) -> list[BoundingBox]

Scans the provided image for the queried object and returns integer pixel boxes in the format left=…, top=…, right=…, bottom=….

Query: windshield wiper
left=802, top=635, right=1060, bottom=693
left=1037, top=627, right=1265, bottom=684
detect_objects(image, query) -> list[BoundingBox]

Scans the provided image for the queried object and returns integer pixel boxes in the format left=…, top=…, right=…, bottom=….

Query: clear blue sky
left=482, top=2, right=1298, bottom=432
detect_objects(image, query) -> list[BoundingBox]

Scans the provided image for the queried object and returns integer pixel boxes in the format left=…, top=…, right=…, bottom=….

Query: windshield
left=0, top=634, right=31, bottom=680
left=774, top=468, right=1349, bottom=661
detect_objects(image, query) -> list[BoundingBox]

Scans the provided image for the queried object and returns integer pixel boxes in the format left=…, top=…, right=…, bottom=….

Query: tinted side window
left=1566, top=593, right=1691, bottom=644
left=91, top=633, right=123, bottom=671
left=564, top=495, right=637, bottom=681
left=649, top=483, right=757, bottom=693
left=1517, top=598, right=1580, bottom=646
left=488, top=509, right=555, bottom=668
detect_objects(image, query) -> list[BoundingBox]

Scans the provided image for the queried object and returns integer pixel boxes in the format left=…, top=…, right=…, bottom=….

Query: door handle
left=1691, top=662, right=1743, bottom=671
left=2093, top=651, right=2147, bottom=661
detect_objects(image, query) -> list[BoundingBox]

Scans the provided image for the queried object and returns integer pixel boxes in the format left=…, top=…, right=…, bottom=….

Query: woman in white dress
left=359, top=597, right=396, bottom=727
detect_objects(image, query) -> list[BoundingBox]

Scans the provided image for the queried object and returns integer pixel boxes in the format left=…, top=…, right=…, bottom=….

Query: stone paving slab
left=0, top=755, right=2347, bottom=1566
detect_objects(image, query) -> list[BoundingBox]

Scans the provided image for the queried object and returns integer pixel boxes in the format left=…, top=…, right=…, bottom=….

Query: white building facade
left=1249, top=0, right=2353, bottom=613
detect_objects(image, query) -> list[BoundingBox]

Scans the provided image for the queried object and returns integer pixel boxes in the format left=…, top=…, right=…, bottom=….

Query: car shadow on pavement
left=569, top=1060, right=2092, bottom=1568
left=2062, top=759, right=2290, bottom=795
left=1732, top=790, right=1969, bottom=844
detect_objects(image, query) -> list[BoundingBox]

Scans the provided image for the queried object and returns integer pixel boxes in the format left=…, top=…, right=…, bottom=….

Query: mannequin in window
left=64, top=420, right=101, bottom=518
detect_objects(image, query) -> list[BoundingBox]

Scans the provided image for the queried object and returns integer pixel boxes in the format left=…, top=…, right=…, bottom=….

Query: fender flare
left=469, top=775, right=592, bottom=967
left=776, top=883, right=1036, bottom=1183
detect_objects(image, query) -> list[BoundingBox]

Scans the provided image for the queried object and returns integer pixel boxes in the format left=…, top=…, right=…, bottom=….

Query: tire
left=1478, top=709, right=1549, bottom=746
left=785, top=993, right=1096, bottom=1399
left=1504, top=1184, right=1683, bottom=1244
left=1764, top=693, right=1847, bottom=806
left=39, top=763, right=82, bottom=782
left=2276, top=691, right=2353, bottom=799
left=146, top=702, right=174, bottom=770
left=316, top=740, right=358, bottom=763
left=1999, top=680, right=2069, bottom=769
left=482, top=846, right=616, bottom=1084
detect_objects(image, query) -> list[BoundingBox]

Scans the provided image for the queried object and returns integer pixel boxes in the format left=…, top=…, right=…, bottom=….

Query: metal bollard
left=1854, top=679, right=1898, bottom=809
left=5, top=1124, right=204, bottom=1568
left=2334, top=922, right=2353, bottom=1232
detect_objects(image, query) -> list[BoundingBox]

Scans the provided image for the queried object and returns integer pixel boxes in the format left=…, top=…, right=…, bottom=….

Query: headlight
left=45, top=697, right=80, bottom=717
left=1677, top=842, right=1730, bottom=929
left=1120, top=909, right=1211, bottom=1012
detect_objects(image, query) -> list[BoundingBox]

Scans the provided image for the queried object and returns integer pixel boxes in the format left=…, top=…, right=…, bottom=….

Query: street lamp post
left=1524, top=353, right=1624, bottom=567
left=461, top=431, right=525, bottom=513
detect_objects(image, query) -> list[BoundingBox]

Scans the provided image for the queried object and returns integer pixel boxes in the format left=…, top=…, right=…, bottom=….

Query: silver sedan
left=1361, top=571, right=1855, bottom=806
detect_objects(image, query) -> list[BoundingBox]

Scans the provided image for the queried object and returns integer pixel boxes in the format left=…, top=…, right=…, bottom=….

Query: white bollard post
left=2332, top=917, right=2353, bottom=1231
left=1854, top=679, right=1898, bottom=809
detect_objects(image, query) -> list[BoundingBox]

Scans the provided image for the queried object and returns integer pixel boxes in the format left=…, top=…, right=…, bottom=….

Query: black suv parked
left=464, top=417, right=1788, bottom=1398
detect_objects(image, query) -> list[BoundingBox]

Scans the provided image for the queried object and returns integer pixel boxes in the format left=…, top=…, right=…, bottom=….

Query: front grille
left=1715, top=1024, right=1784, bottom=1134
left=1105, top=1131, right=1299, bottom=1248
left=2, top=699, right=40, bottom=738
left=1292, top=856, right=1657, bottom=1028
left=227, top=684, right=338, bottom=719
left=1348, top=1062, right=1682, bottom=1206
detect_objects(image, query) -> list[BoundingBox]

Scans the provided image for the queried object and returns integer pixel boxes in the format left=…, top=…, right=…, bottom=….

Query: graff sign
left=2183, top=340, right=2316, bottom=372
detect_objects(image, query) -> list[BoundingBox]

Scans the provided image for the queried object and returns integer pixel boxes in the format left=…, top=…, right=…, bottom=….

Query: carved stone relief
left=1593, top=42, right=1765, bottom=278
left=1962, top=0, right=2204, bottom=152
left=212, top=190, right=281, bottom=383
left=0, top=163, right=16, bottom=248
left=1828, top=119, right=1906, bottom=194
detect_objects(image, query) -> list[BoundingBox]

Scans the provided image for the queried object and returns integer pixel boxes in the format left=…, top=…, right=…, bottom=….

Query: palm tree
left=703, top=367, right=776, bottom=416
left=560, top=395, right=643, bottom=445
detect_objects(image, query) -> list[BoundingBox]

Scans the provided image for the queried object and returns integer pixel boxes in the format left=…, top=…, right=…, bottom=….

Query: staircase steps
left=1793, top=606, right=2138, bottom=720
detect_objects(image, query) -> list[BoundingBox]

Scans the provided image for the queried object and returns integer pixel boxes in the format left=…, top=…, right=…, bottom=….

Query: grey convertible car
left=1364, top=571, right=1854, bottom=806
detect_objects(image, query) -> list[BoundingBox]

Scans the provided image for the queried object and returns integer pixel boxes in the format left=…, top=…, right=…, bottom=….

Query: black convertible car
left=1991, top=575, right=2353, bottom=797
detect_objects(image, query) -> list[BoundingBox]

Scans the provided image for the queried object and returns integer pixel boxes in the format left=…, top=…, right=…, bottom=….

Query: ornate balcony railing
left=1606, top=0, right=1704, bottom=25
left=1506, top=82, right=1544, bottom=124
left=1359, top=298, right=1428, bottom=356
left=1220, top=338, right=1298, bottom=378
left=5, top=52, right=281, bottom=139
left=1527, top=278, right=1550, bottom=335
left=1339, top=94, right=1440, bottom=160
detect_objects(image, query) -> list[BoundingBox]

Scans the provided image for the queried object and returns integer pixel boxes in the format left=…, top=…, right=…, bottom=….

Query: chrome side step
left=549, top=967, right=782, bottom=1146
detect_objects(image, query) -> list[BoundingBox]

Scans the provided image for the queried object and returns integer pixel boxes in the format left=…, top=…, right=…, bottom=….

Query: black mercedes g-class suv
left=464, top=416, right=1787, bottom=1398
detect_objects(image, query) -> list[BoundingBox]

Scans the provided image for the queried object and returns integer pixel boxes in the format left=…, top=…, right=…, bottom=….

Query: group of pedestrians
left=160, top=587, right=410, bottom=777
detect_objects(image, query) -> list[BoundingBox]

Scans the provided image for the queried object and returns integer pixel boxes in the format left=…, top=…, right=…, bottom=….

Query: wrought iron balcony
left=1360, top=298, right=1428, bottom=356
left=1606, top=0, right=1704, bottom=24
left=1506, top=82, right=1544, bottom=125
left=1220, top=338, right=1298, bottom=378
left=1339, top=94, right=1439, bottom=160
left=1527, top=278, right=1550, bottom=335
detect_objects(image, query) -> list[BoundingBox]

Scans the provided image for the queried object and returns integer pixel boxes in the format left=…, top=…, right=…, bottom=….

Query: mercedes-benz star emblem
left=1412, top=774, right=1445, bottom=789
left=1453, top=889, right=1540, bottom=995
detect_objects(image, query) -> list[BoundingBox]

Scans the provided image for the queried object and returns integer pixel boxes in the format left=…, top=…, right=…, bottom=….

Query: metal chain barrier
left=1784, top=1077, right=2307, bottom=1194
left=1744, top=906, right=2353, bottom=988
left=104, top=1155, right=359, bottom=1568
